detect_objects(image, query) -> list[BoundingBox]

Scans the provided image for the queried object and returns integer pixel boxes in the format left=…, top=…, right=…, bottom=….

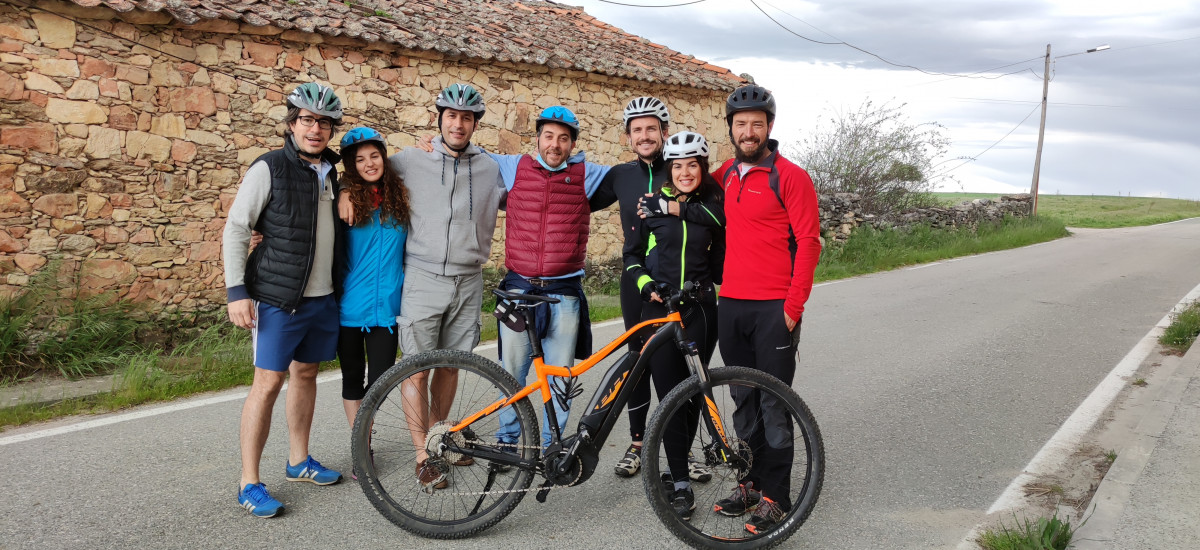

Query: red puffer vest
left=504, top=155, right=590, bottom=277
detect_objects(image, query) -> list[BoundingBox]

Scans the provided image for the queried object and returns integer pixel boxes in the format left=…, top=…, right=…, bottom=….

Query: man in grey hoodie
left=338, top=84, right=504, bottom=489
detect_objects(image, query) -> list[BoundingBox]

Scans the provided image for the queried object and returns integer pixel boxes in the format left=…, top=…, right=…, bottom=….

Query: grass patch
left=977, top=510, right=1079, bottom=550
left=0, top=324, right=344, bottom=429
left=815, top=216, right=1069, bottom=282
left=1, top=263, right=143, bottom=382
left=936, top=193, right=1200, bottom=228
left=1159, top=300, right=1200, bottom=354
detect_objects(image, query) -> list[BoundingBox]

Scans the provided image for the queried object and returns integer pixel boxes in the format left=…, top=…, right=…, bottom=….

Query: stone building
left=0, top=0, right=743, bottom=312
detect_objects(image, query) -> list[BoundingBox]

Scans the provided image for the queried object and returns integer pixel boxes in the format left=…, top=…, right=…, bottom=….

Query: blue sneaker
left=285, top=455, right=342, bottom=485
left=238, top=482, right=283, bottom=518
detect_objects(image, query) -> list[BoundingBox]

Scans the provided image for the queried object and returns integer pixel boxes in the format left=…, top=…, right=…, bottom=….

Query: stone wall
left=818, top=193, right=1034, bottom=243
left=0, top=1, right=733, bottom=311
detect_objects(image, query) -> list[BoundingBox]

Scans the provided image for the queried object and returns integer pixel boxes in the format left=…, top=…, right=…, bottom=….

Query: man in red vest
left=489, top=106, right=610, bottom=449
left=709, top=85, right=821, bottom=535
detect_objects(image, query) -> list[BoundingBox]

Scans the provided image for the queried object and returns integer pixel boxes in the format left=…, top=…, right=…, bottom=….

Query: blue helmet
left=535, top=106, right=580, bottom=140
left=340, top=127, right=386, bottom=153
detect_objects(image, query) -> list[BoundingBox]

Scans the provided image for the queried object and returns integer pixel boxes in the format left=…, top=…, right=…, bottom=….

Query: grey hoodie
left=391, top=136, right=506, bottom=276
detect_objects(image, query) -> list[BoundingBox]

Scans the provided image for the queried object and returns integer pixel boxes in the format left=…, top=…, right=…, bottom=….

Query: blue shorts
left=252, top=294, right=339, bottom=372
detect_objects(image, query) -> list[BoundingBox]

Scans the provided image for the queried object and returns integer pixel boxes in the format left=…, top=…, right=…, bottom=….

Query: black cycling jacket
left=623, top=180, right=726, bottom=293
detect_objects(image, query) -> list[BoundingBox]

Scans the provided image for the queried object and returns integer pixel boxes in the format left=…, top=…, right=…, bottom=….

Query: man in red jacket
left=709, top=85, right=822, bottom=535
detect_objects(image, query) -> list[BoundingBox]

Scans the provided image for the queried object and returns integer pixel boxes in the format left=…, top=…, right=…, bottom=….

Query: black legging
left=621, top=270, right=653, bottom=442
left=338, top=325, right=398, bottom=400
left=641, top=295, right=718, bottom=483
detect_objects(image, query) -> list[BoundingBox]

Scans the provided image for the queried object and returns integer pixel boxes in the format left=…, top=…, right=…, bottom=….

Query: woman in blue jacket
left=335, top=127, right=410, bottom=435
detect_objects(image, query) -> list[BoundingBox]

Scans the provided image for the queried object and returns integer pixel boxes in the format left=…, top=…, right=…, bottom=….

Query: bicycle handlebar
left=659, top=281, right=709, bottom=314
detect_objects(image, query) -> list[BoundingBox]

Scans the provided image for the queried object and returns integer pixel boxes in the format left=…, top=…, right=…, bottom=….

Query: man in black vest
left=222, top=82, right=345, bottom=518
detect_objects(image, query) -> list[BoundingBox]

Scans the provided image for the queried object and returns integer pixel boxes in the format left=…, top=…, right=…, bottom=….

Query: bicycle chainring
left=541, top=443, right=583, bottom=486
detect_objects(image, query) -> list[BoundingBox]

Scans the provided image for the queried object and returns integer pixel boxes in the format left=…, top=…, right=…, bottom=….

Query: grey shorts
left=397, top=265, right=483, bottom=355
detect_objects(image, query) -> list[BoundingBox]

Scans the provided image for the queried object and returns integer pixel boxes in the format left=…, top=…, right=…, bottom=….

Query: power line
left=595, top=0, right=709, bottom=6
left=751, top=0, right=1042, bottom=81
left=936, top=104, right=1041, bottom=176
left=946, top=97, right=1200, bottom=111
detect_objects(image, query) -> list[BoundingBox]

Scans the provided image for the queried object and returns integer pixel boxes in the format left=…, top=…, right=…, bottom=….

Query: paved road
left=3, top=219, right=1200, bottom=549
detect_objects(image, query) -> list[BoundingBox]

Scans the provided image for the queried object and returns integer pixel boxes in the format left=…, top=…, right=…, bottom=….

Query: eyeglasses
left=296, top=115, right=334, bottom=130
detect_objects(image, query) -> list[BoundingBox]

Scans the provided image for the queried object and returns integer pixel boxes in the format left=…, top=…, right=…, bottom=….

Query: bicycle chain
left=427, top=441, right=561, bottom=497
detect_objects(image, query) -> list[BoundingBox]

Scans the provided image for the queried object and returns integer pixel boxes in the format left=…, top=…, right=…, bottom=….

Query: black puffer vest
left=244, top=136, right=340, bottom=312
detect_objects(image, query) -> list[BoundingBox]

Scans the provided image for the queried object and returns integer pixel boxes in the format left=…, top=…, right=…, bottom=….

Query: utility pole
left=1029, top=44, right=1109, bottom=216
left=1030, top=44, right=1051, bottom=216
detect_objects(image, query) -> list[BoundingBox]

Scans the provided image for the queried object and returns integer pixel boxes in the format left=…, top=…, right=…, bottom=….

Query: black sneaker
left=744, top=496, right=786, bottom=535
left=671, top=486, right=695, bottom=521
left=659, top=472, right=673, bottom=495
left=713, top=481, right=761, bottom=517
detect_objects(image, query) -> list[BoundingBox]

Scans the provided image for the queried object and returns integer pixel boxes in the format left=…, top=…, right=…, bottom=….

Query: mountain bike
left=350, top=283, right=824, bottom=548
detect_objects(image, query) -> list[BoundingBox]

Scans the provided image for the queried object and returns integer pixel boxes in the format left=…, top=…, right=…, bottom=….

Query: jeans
left=496, top=290, right=581, bottom=448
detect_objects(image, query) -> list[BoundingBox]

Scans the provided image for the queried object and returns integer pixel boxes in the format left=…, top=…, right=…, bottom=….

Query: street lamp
left=1029, top=44, right=1110, bottom=215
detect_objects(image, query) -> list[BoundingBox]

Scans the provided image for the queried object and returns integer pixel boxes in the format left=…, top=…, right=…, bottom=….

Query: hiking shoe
left=238, top=482, right=283, bottom=518
left=688, top=452, right=713, bottom=483
left=452, top=455, right=475, bottom=467
left=713, top=481, right=761, bottom=517
left=285, top=455, right=342, bottom=485
left=671, top=486, right=696, bottom=521
left=614, top=444, right=642, bottom=477
left=744, top=496, right=786, bottom=535
left=659, top=472, right=674, bottom=495
left=417, top=459, right=448, bottom=491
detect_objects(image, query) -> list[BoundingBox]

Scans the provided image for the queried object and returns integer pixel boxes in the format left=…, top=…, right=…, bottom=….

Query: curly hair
left=341, top=142, right=410, bottom=228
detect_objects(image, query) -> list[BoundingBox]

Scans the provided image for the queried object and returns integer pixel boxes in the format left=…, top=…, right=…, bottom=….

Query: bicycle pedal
left=534, top=480, right=554, bottom=503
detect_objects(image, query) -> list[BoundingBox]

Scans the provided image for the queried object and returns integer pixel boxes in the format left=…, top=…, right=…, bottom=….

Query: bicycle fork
left=679, top=335, right=751, bottom=473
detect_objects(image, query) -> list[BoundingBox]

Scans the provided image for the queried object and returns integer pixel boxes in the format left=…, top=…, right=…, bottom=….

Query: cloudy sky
left=568, top=0, right=1199, bottom=199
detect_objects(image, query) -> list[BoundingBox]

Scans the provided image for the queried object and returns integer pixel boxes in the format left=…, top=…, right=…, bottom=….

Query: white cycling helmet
left=662, top=131, right=709, bottom=160
left=623, top=96, right=670, bottom=126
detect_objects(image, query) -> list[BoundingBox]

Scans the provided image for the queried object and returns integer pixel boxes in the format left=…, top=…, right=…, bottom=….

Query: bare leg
left=342, top=399, right=361, bottom=429
left=429, top=368, right=459, bottom=425
left=402, top=371, right=431, bottom=464
left=240, top=368, right=287, bottom=487
left=285, top=360, right=319, bottom=467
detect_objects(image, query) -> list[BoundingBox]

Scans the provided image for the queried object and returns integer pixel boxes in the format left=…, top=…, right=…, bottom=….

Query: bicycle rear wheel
left=643, top=366, right=824, bottom=549
left=352, top=349, right=538, bottom=538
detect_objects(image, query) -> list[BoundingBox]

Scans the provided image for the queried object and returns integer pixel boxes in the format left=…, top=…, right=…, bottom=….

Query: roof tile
left=63, top=0, right=742, bottom=91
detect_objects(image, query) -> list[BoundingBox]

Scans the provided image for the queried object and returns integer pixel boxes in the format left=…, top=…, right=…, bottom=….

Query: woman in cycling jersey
left=624, top=130, right=725, bottom=521
left=334, top=127, right=410, bottom=446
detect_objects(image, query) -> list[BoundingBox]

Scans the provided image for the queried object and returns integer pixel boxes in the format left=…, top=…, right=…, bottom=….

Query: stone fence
left=576, top=193, right=1035, bottom=264
left=816, top=193, right=1034, bottom=243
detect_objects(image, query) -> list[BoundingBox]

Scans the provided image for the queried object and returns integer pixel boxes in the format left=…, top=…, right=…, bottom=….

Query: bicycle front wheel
left=643, top=366, right=825, bottom=549
left=352, top=349, right=539, bottom=538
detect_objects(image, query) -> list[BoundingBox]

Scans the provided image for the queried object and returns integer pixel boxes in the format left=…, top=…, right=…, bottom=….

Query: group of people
left=222, top=78, right=821, bottom=536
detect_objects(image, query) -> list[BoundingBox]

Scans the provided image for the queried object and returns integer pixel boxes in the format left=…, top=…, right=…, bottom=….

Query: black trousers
left=717, top=298, right=800, bottom=509
left=621, top=270, right=653, bottom=441
left=337, top=325, right=398, bottom=400
left=642, top=295, right=718, bottom=483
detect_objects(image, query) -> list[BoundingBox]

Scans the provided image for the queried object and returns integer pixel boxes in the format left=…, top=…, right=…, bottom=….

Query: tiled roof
left=64, top=0, right=744, bottom=91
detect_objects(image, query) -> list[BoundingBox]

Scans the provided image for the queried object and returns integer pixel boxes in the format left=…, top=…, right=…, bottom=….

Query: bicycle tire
left=642, top=366, right=825, bottom=549
left=352, top=349, right=538, bottom=538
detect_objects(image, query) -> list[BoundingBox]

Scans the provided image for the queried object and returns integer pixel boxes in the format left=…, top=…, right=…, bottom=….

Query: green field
left=936, top=193, right=1200, bottom=228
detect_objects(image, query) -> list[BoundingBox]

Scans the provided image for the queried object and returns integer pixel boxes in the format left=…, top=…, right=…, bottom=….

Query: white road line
left=0, top=319, right=631, bottom=447
left=0, top=372, right=344, bottom=447
left=954, top=279, right=1200, bottom=549
left=980, top=279, right=1200, bottom=515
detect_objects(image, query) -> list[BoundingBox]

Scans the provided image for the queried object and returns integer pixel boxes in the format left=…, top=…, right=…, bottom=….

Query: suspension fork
left=676, top=325, right=749, bottom=470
